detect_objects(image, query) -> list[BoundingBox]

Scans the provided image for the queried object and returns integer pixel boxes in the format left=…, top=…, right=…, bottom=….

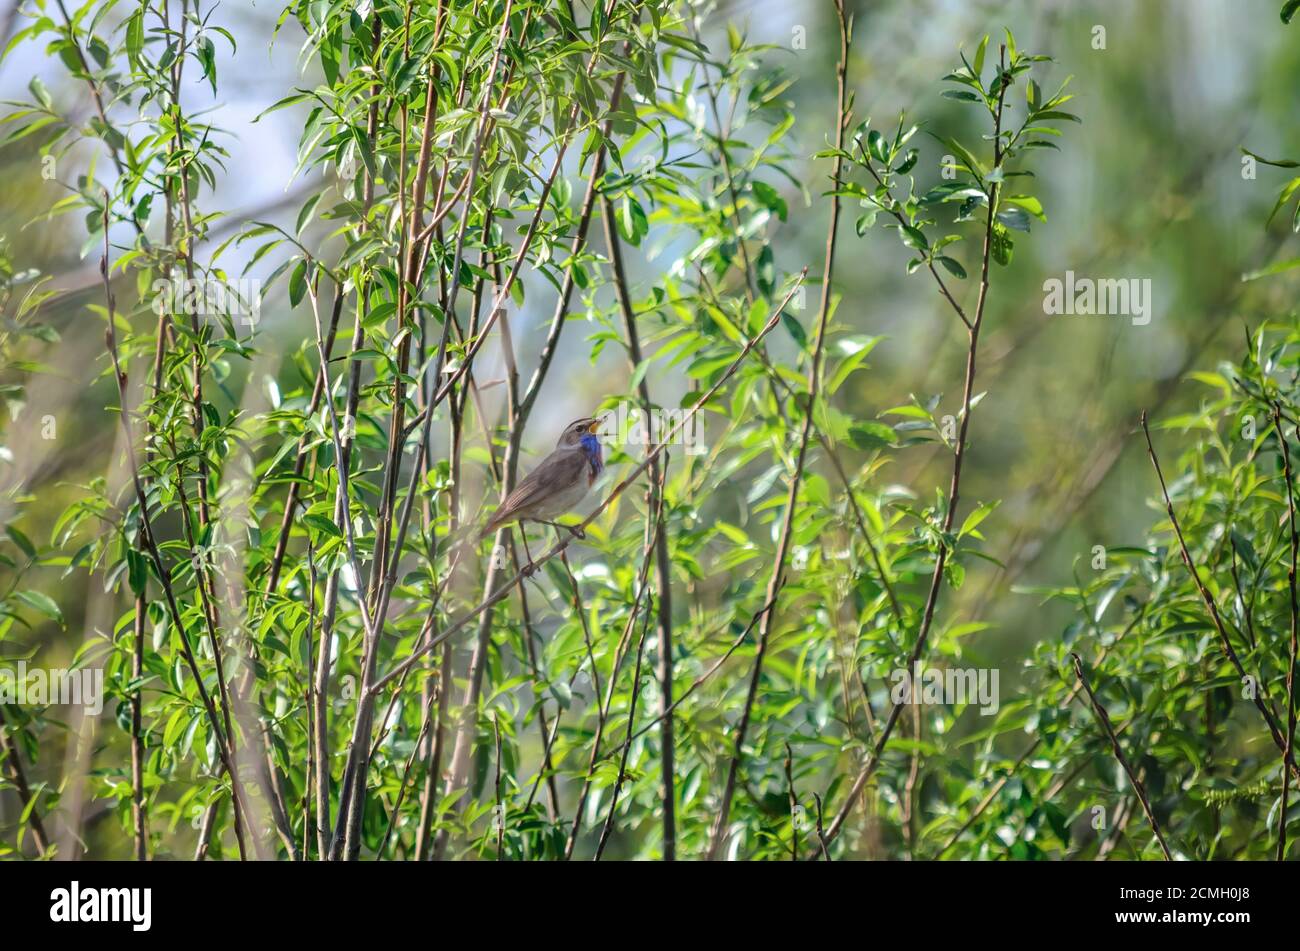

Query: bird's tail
left=437, top=521, right=488, bottom=585
left=444, top=504, right=504, bottom=567
left=478, top=504, right=517, bottom=542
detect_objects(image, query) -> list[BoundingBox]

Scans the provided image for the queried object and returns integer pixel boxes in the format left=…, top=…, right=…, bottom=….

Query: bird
left=479, top=416, right=604, bottom=570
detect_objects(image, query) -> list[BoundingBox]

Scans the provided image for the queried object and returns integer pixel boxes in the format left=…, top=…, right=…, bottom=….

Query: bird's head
left=557, top=416, right=600, bottom=449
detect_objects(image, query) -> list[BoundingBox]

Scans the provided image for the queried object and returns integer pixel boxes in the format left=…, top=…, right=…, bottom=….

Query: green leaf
left=295, top=194, right=323, bottom=237
left=303, top=514, right=341, bottom=537
left=126, top=12, right=144, bottom=64
left=1266, top=177, right=1300, bottom=228
left=1004, top=194, right=1046, bottom=221
left=752, top=181, right=788, bottom=221
left=990, top=222, right=1014, bottom=266
left=937, top=256, right=967, bottom=279
left=847, top=421, right=896, bottom=450
left=959, top=500, right=999, bottom=538
left=618, top=196, right=648, bottom=246
left=196, top=36, right=217, bottom=95
left=28, top=76, right=51, bottom=110
left=933, top=134, right=985, bottom=182
left=1230, top=530, right=1259, bottom=571
left=899, top=224, right=929, bottom=250
left=14, top=589, right=63, bottom=626
left=973, top=34, right=989, bottom=78
left=867, top=129, right=889, bottom=163
left=781, top=311, right=807, bottom=349
left=6, top=525, right=35, bottom=558
left=1031, top=110, right=1081, bottom=124
left=127, top=548, right=149, bottom=597
left=255, top=92, right=311, bottom=123
left=1241, top=257, right=1300, bottom=282
left=288, top=260, right=307, bottom=307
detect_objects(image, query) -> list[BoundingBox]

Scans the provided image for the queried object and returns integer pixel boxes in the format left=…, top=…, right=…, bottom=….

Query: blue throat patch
left=580, top=433, right=604, bottom=476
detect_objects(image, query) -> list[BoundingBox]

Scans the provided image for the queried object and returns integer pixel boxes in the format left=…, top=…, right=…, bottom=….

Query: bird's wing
left=485, top=448, right=587, bottom=529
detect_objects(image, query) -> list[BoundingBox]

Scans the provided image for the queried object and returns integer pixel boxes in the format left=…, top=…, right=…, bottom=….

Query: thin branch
left=813, top=793, right=830, bottom=861
left=493, top=713, right=504, bottom=861
left=129, top=598, right=147, bottom=860
left=594, top=593, right=656, bottom=860
left=1229, top=541, right=1259, bottom=652
left=784, top=742, right=798, bottom=861
left=1272, top=404, right=1299, bottom=861
left=1070, top=652, right=1172, bottom=860
left=0, top=705, right=48, bottom=856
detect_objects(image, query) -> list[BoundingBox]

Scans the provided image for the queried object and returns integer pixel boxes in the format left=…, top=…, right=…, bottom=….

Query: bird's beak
left=586, top=419, right=600, bottom=434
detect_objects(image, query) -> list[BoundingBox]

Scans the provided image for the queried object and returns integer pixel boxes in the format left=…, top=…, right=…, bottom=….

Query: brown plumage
left=479, top=417, right=603, bottom=540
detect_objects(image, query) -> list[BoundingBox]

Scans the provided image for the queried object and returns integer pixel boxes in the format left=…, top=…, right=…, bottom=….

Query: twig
left=379, top=706, right=434, bottom=859
left=1229, top=541, right=1259, bottom=652
left=0, top=706, right=48, bottom=856
left=813, top=793, right=831, bottom=861
left=303, top=544, right=317, bottom=860
left=784, top=742, right=798, bottom=861
left=1070, top=653, right=1172, bottom=860
left=1272, top=404, right=1299, bottom=861
left=493, top=714, right=504, bottom=861
left=594, top=595, right=656, bottom=860
left=129, top=598, right=146, bottom=860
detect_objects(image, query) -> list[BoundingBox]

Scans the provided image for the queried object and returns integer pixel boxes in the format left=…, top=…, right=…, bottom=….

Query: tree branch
left=1070, top=652, right=1172, bottom=860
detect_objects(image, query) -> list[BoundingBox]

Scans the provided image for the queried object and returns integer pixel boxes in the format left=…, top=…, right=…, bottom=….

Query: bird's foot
left=521, top=560, right=538, bottom=577
left=538, top=519, right=585, bottom=540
